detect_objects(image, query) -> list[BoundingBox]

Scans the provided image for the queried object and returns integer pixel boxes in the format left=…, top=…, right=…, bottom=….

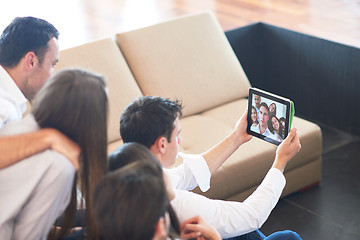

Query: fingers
left=284, top=128, right=297, bottom=144
left=49, top=129, right=81, bottom=171
left=180, top=215, right=199, bottom=229
left=273, top=127, right=301, bottom=172
left=183, top=222, right=202, bottom=232
left=180, top=216, right=203, bottom=239
left=181, top=227, right=201, bottom=239
left=233, top=107, right=253, bottom=144
left=180, top=216, right=221, bottom=240
left=180, top=217, right=201, bottom=239
left=288, top=128, right=301, bottom=152
left=241, top=107, right=248, bottom=119
left=62, top=143, right=81, bottom=171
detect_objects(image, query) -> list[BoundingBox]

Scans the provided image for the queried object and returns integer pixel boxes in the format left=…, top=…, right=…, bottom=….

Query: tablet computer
left=247, top=87, right=295, bottom=145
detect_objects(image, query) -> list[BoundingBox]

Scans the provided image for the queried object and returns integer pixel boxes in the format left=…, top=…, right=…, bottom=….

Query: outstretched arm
left=202, top=108, right=252, bottom=175
left=172, top=129, right=301, bottom=238
left=0, top=128, right=80, bottom=170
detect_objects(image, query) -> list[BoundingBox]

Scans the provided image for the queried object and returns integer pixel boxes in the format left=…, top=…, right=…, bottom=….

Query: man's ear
left=153, top=217, right=167, bottom=240
left=155, top=136, right=167, bottom=154
left=24, top=52, right=38, bottom=70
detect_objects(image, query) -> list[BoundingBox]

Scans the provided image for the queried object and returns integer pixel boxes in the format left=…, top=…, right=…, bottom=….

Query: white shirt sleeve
left=171, top=168, right=286, bottom=238
left=0, top=89, right=24, bottom=129
left=0, top=66, right=27, bottom=129
left=164, top=152, right=211, bottom=192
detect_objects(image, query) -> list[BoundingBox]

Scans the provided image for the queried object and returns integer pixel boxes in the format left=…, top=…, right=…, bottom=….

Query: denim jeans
left=224, top=229, right=302, bottom=240
left=61, top=229, right=85, bottom=240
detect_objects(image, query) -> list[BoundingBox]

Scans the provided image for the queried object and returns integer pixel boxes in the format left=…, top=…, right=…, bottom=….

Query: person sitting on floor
left=118, top=96, right=302, bottom=239
left=0, top=69, right=108, bottom=240
left=94, top=142, right=221, bottom=240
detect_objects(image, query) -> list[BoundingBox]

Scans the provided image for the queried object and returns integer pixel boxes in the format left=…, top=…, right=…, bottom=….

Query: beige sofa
left=55, top=11, right=322, bottom=202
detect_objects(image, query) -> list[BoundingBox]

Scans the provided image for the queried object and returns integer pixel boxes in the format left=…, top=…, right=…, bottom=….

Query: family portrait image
left=249, top=94, right=287, bottom=144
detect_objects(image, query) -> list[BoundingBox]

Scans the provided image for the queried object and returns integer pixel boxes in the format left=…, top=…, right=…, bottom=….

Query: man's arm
left=202, top=109, right=252, bottom=175
left=172, top=129, right=301, bottom=238
left=0, top=129, right=80, bottom=170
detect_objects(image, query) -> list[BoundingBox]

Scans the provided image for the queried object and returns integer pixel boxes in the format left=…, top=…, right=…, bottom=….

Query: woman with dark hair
left=279, top=117, right=286, bottom=139
left=0, top=69, right=108, bottom=240
left=269, top=103, right=277, bottom=119
left=95, top=143, right=221, bottom=240
left=269, top=116, right=283, bottom=141
left=250, top=106, right=259, bottom=127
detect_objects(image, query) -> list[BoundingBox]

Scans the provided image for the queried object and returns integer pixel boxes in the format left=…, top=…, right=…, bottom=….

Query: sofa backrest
left=116, top=11, right=251, bottom=117
left=55, top=38, right=143, bottom=143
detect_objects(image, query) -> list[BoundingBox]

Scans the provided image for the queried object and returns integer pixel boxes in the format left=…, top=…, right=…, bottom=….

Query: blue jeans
left=61, top=228, right=85, bottom=240
left=224, top=230, right=302, bottom=240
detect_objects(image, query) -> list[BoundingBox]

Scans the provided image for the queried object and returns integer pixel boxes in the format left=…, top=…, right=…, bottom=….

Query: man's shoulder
left=0, top=67, right=27, bottom=112
left=0, top=89, right=22, bottom=130
left=264, top=128, right=275, bottom=137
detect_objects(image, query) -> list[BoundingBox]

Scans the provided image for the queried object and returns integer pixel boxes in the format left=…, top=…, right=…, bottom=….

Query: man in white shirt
left=254, top=94, right=261, bottom=122
left=119, top=96, right=302, bottom=239
left=0, top=17, right=80, bottom=170
left=0, top=17, right=80, bottom=239
left=250, top=102, right=274, bottom=138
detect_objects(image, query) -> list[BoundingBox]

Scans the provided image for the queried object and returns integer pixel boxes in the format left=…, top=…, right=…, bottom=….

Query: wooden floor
left=1, top=0, right=360, bottom=50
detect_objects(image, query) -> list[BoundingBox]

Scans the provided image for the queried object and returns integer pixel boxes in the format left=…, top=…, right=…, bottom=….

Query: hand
left=180, top=215, right=221, bottom=240
left=45, top=128, right=81, bottom=171
left=233, top=108, right=252, bottom=145
left=273, top=128, right=301, bottom=172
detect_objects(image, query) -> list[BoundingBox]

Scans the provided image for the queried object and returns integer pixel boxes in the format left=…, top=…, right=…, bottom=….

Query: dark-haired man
left=0, top=16, right=80, bottom=170
left=250, top=102, right=273, bottom=137
left=119, top=96, right=302, bottom=239
left=254, top=94, right=261, bottom=122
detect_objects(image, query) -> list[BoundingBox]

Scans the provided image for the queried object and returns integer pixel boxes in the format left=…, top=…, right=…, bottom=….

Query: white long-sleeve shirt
left=164, top=152, right=211, bottom=192
left=167, top=153, right=285, bottom=238
left=0, top=66, right=27, bottom=129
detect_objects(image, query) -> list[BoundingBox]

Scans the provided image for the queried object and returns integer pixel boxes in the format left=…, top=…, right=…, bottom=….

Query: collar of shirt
left=262, top=127, right=273, bottom=137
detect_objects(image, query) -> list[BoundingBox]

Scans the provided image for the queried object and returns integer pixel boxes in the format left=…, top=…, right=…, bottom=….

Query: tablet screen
left=247, top=88, right=291, bottom=145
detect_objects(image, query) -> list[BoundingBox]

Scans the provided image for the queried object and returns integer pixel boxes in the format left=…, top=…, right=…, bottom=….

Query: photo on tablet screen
left=247, top=88, right=292, bottom=146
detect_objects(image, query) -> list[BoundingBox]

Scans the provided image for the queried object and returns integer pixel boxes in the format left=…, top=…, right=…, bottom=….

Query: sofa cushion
left=115, top=11, right=251, bottom=117
left=55, top=38, right=143, bottom=143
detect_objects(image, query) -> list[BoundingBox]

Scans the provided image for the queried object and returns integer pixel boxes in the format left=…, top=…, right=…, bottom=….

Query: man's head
left=254, top=94, right=261, bottom=108
left=120, top=96, right=183, bottom=167
left=0, top=16, right=59, bottom=100
left=259, top=102, right=269, bottom=129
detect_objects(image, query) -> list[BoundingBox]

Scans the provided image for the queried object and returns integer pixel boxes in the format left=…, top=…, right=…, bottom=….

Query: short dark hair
left=0, top=16, right=59, bottom=68
left=108, top=142, right=162, bottom=172
left=120, top=96, right=182, bottom=148
left=96, top=143, right=180, bottom=240
left=94, top=161, right=167, bottom=240
left=259, top=102, right=269, bottom=113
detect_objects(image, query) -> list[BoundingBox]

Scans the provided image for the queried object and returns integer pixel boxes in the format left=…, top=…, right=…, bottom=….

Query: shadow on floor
left=260, top=124, right=360, bottom=240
